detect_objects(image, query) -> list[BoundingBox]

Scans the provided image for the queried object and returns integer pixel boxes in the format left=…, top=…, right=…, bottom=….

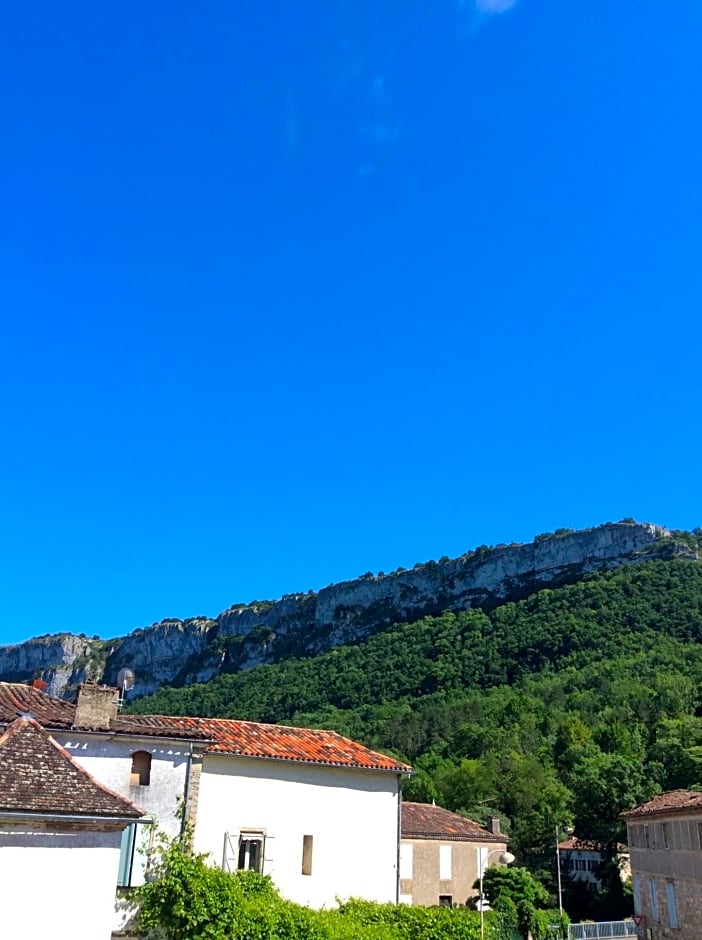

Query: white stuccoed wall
left=0, top=826, right=123, bottom=940
left=193, top=754, right=401, bottom=908
left=57, top=733, right=190, bottom=842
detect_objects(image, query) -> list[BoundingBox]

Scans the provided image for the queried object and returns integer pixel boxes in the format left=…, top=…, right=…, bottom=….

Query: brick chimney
left=487, top=815, right=501, bottom=836
left=73, top=683, right=119, bottom=730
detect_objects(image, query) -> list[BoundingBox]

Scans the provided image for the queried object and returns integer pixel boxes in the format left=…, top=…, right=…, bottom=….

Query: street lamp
left=555, top=824, right=573, bottom=915
left=479, top=848, right=515, bottom=940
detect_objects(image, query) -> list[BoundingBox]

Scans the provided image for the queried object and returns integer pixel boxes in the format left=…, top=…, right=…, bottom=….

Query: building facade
left=0, top=716, right=143, bottom=940
left=0, top=681, right=410, bottom=922
left=399, top=802, right=508, bottom=907
left=622, top=790, right=702, bottom=940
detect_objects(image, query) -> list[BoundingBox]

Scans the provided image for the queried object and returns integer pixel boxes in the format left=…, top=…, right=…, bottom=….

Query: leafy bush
left=336, top=898, right=481, bottom=939
left=137, top=834, right=485, bottom=940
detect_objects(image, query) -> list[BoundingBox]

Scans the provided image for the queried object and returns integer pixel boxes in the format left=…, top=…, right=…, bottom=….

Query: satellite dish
left=116, top=668, right=135, bottom=693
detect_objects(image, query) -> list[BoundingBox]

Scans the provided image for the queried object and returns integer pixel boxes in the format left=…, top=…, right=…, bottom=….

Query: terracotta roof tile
left=558, top=837, right=603, bottom=851
left=402, top=802, right=505, bottom=842
left=0, top=681, right=76, bottom=729
left=0, top=683, right=410, bottom=773
left=622, top=789, right=702, bottom=819
left=195, top=717, right=410, bottom=771
left=0, top=717, right=143, bottom=819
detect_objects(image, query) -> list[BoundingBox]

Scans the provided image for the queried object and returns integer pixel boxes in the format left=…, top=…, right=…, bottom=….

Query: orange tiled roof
left=558, top=836, right=603, bottom=851
left=402, top=802, right=505, bottom=842
left=195, top=717, right=410, bottom=771
left=622, top=789, right=702, bottom=820
left=0, top=683, right=410, bottom=774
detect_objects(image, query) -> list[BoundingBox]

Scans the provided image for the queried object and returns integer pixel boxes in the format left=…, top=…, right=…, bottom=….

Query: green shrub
left=137, top=833, right=485, bottom=940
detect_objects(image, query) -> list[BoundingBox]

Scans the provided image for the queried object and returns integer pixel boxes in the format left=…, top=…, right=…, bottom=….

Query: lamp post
left=555, top=824, right=573, bottom=915
left=479, top=848, right=515, bottom=940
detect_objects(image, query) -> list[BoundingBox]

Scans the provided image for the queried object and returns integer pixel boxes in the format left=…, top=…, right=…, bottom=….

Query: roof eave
left=206, top=749, right=410, bottom=774
left=0, top=810, right=148, bottom=824
left=402, top=832, right=507, bottom=843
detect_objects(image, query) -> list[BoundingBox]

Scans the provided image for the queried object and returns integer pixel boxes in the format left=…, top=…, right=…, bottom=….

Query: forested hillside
left=131, top=557, right=702, bottom=918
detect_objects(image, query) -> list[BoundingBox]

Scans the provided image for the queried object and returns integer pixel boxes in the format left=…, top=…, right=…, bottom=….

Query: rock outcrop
left=0, top=522, right=692, bottom=698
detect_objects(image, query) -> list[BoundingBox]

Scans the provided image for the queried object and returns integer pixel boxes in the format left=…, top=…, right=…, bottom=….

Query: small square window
left=439, top=895, right=453, bottom=908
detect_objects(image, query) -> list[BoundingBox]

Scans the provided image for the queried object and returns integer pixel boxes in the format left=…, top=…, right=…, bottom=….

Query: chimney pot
left=487, top=815, right=501, bottom=835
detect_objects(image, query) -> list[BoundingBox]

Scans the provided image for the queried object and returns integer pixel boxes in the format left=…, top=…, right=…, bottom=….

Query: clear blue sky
left=1, top=0, right=701, bottom=646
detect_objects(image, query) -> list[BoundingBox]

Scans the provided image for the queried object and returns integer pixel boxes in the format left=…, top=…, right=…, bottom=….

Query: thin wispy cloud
left=334, top=32, right=403, bottom=177
left=475, top=0, right=518, bottom=13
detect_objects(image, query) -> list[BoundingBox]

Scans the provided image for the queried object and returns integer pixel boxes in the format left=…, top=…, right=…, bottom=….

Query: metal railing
left=569, top=923, right=638, bottom=939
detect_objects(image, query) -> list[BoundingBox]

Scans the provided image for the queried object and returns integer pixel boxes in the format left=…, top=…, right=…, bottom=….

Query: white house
left=558, top=835, right=630, bottom=894
left=0, top=715, right=144, bottom=940
left=0, top=681, right=410, bottom=922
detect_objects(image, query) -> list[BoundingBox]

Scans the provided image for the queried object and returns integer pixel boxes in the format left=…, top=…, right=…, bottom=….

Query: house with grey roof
left=0, top=680, right=411, bottom=927
left=0, top=716, right=143, bottom=940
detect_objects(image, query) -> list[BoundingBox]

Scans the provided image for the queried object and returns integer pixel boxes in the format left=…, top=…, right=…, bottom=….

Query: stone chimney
left=487, top=815, right=501, bottom=836
left=73, top=683, right=119, bottom=730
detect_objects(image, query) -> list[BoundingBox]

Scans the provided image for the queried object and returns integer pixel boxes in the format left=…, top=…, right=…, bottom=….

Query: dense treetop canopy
left=131, top=557, right=702, bottom=919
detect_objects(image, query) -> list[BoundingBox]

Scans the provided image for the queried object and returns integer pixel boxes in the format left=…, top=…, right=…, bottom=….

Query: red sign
left=632, top=915, right=644, bottom=926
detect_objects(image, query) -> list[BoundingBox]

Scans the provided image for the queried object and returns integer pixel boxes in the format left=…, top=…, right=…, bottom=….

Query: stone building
left=622, top=790, right=702, bottom=939
left=399, top=801, right=508, bottom=907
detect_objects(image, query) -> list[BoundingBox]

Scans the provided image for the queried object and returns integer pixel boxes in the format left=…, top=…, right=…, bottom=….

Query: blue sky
left=1, top=1, right=701, bottom=646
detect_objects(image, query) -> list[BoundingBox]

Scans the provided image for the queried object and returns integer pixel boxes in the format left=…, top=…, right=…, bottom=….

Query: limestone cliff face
left=0, top=633, right=97, bottom=697
left=0, top=522, right=691, bottom=698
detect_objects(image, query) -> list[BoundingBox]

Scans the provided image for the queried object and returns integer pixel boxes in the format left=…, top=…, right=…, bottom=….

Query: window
left=117, top=822, right=153, bottom=887
left=222, top=830, right=267, bottom=873
left=644, top=825, right=650, bottom=848
left=118, top=824, right=137, bottom=887
left=130, top=751, right=152, bottom=786
left=301, top=835, right=313, bottom=876
left=632, top=877, right=642, bottom=915
left=697, top=821, right=702, bottom=850
left=400, top=843, right=413, bottom=880
left=238, top=835, right=264, bottom=872
left=438, top=895, right=453, bottom=907
left=439, top=844, right=452, bottom=880
left=648, top=879, right=659, bottom=922
left=665, top=882, right=679, bottom=928
left=662, top=823, right=669, bottom=849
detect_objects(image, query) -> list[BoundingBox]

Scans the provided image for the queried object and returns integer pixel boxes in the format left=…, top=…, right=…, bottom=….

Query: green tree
left=476, top=866, right=566, bottom=939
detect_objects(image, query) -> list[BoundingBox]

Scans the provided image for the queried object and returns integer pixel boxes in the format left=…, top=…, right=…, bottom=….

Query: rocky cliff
left=0, top=522, right=693, bottom=698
